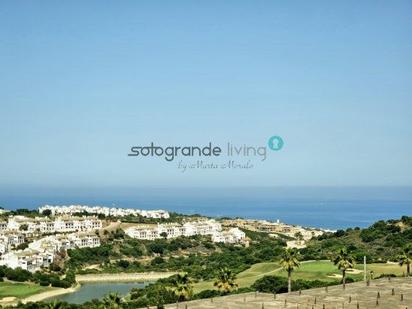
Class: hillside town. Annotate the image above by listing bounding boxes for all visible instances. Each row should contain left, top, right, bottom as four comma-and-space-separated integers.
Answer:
124, 220, 247, 244
0, 205, 326, 273
222, 218, 329, 248
0, 213, 103, 272
39, 204, 170, 219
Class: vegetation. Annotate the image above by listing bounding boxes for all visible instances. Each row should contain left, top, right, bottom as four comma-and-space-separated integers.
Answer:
252, 275, 338, 293
333, 248, 355, 289
72, 230, 286, 282
213, 267, 238, 294
302, 216, 412, 262
0, 282, 51, 299
102, 292, 123, 309
0, 266, 76, 288
397, 245, 411, 276
170, 272, 193, 301
280, 248, 300, 293
2, 216, 411, 309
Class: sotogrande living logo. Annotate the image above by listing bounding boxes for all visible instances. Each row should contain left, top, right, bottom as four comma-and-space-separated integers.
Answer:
128, 136, 284, 171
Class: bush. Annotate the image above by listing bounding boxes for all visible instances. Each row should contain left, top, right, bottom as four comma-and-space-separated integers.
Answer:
252, 276, 288, 293
151, 257, 165, 266
375, 273, 397, 279
130, 283, 177, 307
51, 279, 71, 288
293, 279, 332, 290
117, 260, 130, 269
194, 289, 222, 299
5, 267, 32, 282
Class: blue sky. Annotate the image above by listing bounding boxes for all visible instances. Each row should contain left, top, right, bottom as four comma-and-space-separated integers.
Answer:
0, 1, 411, 188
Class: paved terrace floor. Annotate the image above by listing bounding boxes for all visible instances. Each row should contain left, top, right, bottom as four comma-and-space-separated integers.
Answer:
163, 277, 412, 309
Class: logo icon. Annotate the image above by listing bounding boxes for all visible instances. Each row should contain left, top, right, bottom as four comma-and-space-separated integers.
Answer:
268, 136, 284, 151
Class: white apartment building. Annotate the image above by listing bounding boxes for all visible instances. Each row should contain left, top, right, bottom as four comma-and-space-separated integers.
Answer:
0, 233, 101, 272
29, 233, 101, 253
0, 233, 26, 254
7, 216, 33, 231
39, 205, 170, 219
125, 220, 222, 240
0, 221, 8, 231
125, 224, 160, 240
5, 216, 102, 234
0, 249, 54, 272
212, 228, 246, 244
68, 233, 100, 249
52, 216, 102, 233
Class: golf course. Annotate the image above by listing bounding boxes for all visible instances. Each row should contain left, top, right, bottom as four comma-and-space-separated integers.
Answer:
193, 260, 408, 293
0, 282, 52, 300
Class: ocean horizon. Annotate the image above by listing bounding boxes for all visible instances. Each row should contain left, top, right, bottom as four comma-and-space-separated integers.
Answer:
1, 186, 411, 230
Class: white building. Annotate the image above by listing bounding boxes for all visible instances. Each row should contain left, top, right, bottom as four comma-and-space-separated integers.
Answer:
0, 233, 26, 254
212, 228, 246, 244
0, 221, 8, 231
4, 215, 102, 234
39, 205, 170, 219
0, 232, 101, 272
52, 216, 102, 233
125, 220, 222, 240
0, 249, 54, 272
7, 216, 33, 231
125, 224, 160, 240
29, 233, 100, 253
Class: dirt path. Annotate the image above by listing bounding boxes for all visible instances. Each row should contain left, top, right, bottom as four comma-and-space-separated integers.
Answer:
76, 271, 175, 283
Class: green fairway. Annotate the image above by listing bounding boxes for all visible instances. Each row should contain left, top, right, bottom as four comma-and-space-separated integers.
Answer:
193, 260, 408, 293
194, 262, 280, 292
276, 260, 341, 281
355, 262, 407, 277
0, 282, 51, 299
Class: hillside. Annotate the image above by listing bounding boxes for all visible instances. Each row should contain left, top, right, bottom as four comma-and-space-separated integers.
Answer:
301, 216, 412, 262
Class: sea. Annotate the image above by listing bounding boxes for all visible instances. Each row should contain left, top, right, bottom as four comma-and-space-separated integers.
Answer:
1, 186, 411, 230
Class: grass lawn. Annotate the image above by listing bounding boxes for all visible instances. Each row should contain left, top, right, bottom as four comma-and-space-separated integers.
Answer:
275, 261, 344, 281
193, 262, 279, 292
0, 282, 51, 299
355, 262, 407, 277
193, 261, 408, 293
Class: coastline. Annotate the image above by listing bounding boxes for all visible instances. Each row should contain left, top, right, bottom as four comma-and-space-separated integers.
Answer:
76, 271, 176, 283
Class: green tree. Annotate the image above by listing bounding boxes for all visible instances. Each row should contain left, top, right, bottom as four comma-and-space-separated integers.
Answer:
294, 232, 303, 241
102, 292, 123, 309
280, 248, 300, 293
42, 209, 52, 217
47, 300, 65, 309
213, 267, 238, 294
19, 224, 28, 231
170, 272, 193, 301
333, 248, 355, 289
398, 246, 412, 277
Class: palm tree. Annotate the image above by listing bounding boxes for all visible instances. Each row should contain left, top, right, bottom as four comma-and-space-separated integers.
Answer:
280, 248, 300, 293
213, 267, 238, 294
47, 300, 65, 309
398, 247, 412, 277
102, 292, 123, 309
333, 248, 355, 289
170, 272, 193, 301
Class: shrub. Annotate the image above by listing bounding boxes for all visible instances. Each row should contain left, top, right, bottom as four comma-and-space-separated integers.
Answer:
194, 289, 222, 299
252, 276, 288, 293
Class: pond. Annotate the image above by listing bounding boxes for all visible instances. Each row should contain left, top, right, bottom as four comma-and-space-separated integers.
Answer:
50, 282, 149, 304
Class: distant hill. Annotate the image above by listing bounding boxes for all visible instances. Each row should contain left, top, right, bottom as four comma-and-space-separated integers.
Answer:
301, 216, 412, 262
